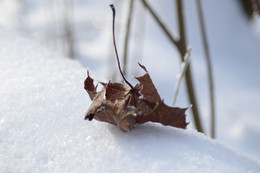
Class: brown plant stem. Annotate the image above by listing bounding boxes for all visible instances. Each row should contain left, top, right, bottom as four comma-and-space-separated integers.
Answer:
195, 0, 215, 138
122, 0, 135, 76
141, 0, 204, 132
141, 0, 181, 50
110, 4, 134, 90
176, 0, 203, 133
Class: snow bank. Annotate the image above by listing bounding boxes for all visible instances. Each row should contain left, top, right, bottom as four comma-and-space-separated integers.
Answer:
0, 30, 259, 173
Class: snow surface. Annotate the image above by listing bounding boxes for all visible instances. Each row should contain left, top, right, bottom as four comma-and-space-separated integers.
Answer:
1, 30, 260, 173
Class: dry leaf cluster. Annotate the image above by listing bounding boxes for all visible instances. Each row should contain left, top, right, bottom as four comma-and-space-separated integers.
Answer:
84, 63, 188, 131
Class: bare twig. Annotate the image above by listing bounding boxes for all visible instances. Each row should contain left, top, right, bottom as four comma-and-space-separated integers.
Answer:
176, 0, 186, 56
195, 0, 215, 138
173, 48, 191, 106
122, 0, 135, 76
141, 0, 203, 132
140, 0, 181, 50
110, 4, 134, 90
176, 0, 203, 132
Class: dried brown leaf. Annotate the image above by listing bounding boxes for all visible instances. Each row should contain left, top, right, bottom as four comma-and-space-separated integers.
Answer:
105, 82, 131, 100
84, 70, 97, 101
85, 83, 136, 131
136, 101, 188, 129
84, 64, 188, 131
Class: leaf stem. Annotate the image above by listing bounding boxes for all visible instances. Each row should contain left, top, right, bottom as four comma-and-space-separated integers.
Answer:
110, 4, 134, 90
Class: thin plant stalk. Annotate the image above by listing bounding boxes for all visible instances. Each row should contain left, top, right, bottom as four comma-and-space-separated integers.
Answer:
122, 0, 135, 76
141, 0, 204, 133
195, 0, 215, 138
175, 0, 203, 133
110, 5, 134, 90
173, 48, 191, 106
62, 0, 75, 58
65, 0, 74, 58
132, 1, 146, 75
141, 0, 181, 50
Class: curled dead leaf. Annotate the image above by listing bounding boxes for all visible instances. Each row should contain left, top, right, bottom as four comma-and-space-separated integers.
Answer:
84, 64, 188, 131
84, 70, 97, 101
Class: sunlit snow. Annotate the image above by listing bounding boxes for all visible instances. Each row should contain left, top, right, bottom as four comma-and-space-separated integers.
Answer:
0, 29, 259, 173
1, 0, 260, 172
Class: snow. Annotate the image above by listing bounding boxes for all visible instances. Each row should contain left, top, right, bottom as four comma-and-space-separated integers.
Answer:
1, 0, 260, 172
1, 30, 260, 173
